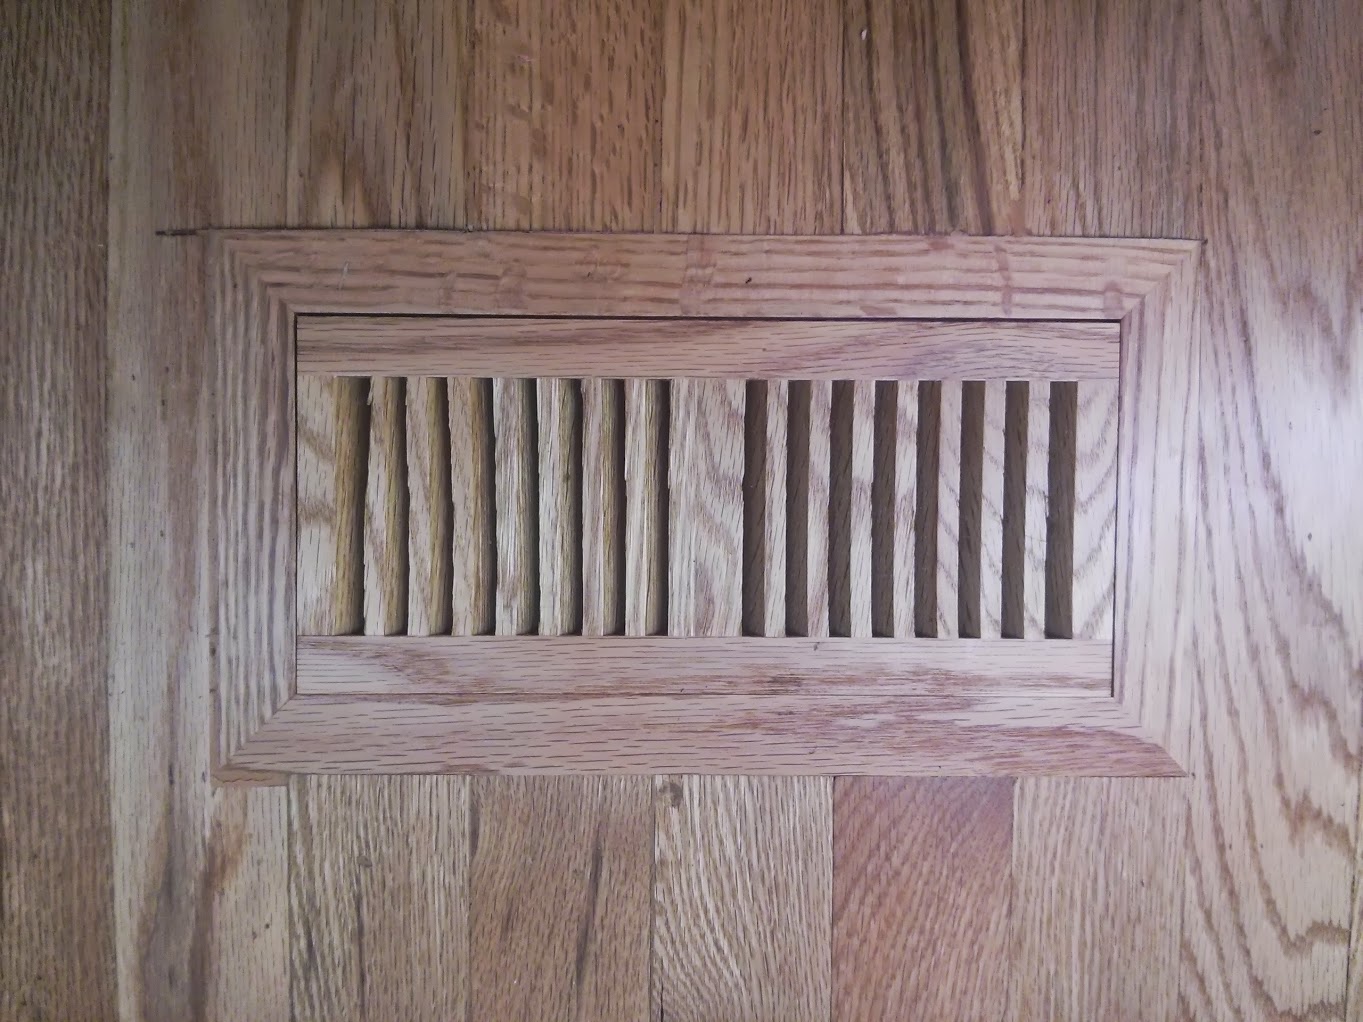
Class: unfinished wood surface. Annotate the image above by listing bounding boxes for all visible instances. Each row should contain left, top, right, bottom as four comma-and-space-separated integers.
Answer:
493, 378, 537, 635
229, 689, 1176, 776
363, 377, 407, 634
653, 777, 833, 1021
469, 777, 652, 1019
214, 230, 1195, 320
668, 379, 745, 637
289, 775, 467, 1021
661, 0, 840, 233
624, 379, 666, 635
298, 317, 1121, 378
1021, 382, 1050, 639
405, 377, 452, 635
871, 380, 918, 637
537, 378, 581, 635
843, 0, 1021, 234
744, 380, 788, 636
834, 778, 1013, 1020
448, 377, 495, 635
109, 4, 292, 1019
2, 4, 115, 1016
297, 376, 366, 634
788, 380, 832, 637
979, 381, 1008, 637
936, 381, 964, 637
1179, 0, 1363, 1015
1071, 381, 1118, 641
582, 378, 624, 636
297, 636, 1112, 696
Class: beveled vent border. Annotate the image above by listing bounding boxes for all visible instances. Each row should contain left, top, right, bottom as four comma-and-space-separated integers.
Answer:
210, 231, 1199, 776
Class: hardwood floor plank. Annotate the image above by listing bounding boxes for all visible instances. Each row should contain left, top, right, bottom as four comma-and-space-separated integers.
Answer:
109, 2, 291, 1018
834, 778, 1013, 1021
286, 0, 466, 227
653, 777, 833, 1021
1179, 0, 1363, 1016
289, 776, 468, 1022
469, 777, 652, 1020
1, 5, 115, 1017
662, 0, 842, 232
843, 0, 1021, 233
668, 379, 745, 637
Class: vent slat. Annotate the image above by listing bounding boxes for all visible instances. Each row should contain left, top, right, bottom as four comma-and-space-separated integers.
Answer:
1022, 381, 1052, 638
449, 378, 494, 636
1073, 381, 1119, 641
936, 381, 965, 638
624, 379, 667, 636
536, 379, 582, 636
582, 379, 624, 636
979, 381, 1008, 637
406, 377, 452, 636
494, 378, 537, 636
743, 381, 788, 637
787, 381, 832, 637
363, 377, 407, 636
871, 380, 918, 638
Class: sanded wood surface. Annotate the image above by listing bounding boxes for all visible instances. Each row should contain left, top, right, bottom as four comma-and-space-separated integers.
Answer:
298, 316, 1121, 378
469, 777, 652, 1020
653, 777, 833, 1021
289, 776, 467, 1021
834, 778, 1013, 1020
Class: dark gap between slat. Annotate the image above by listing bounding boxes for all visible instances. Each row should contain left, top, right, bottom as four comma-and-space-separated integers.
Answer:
828, 380, 854, 637
1046, 381, 1078, 639
785, 380, 812, 637
743, 380, 768, 636
914, 381, 939, 637
958, 382, 986, 638
870, 380, 897, 637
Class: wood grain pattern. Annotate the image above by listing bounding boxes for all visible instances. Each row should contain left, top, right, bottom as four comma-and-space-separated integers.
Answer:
1180, 0, 1362, 1015
980, 380, 1008, 637
297, 636, 1112, 697
537, 378, 581, 635
668, 379, 745, 637
1071, 381, 1118, 641
744, 380, 788, 636
449, 377, 495, 635
661, 0, 841, 233
624, 379, 666, 635
469, 777, 652, 1020
289, 775, 467, 1021
834, 778, 1013, 1020
653, 777, 833, 1021
363, 377, 407, 635
1, 4, 115, 1017
1021, 382, 1050, 639
936, 381, 965, 637
871, 380, 918, 637
110, 2, 291, 1017
406, 377, 452, 636
789, 380, 833, 637
297, 375, 366, 634
493, 378, 537, 635
843, 0, 1022, 234
832, 380, 875, 638
582, 378, 624, 636
299, 316, 1121, 378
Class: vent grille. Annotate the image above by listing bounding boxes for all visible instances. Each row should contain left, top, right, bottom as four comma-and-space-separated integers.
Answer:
297, 374, 1116, 642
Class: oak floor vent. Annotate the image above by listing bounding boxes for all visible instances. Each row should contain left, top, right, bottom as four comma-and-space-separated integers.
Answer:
212, 232, 1199, 777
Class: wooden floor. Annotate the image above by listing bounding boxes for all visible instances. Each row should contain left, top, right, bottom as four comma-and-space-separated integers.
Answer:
3, 1, 1361, 1019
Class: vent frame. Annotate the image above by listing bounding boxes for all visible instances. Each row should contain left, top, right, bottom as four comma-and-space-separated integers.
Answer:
211, 231, 1200, 777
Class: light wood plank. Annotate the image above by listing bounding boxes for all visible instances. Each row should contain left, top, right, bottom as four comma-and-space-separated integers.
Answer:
466, 0, 534, 228
661, 0, 841, 233
298, 317, 1122, 378
5, 4, 116, 1014
744, 381, 788, 636
582, 378, 624, 636
406, 377, 452, 636
980, 381, 1008, 637
834, 778, 1013, 1020
232, 690, 1176, 776
624, 379, 666, 635
297, 375, 366, 635
537, 378, 581, 635
1021, 381, 1050, 639
288, 776, 467, 1022
285, 0, 466, 228
111, 3, 291, 1017
843, 0, 1022, 234
653, 777, 833, 1021
297, 636, 1112, 696
668, 379, 745, 636
493, 378, 537, 635
363, 377, 407, 635
1072, 381, 1118, 640
469, 777, 651, 1019
937, 381, 964, 637
449, 377, 495, 635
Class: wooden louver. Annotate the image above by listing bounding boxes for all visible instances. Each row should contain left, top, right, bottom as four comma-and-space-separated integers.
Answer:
213, 231, 1200, 776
